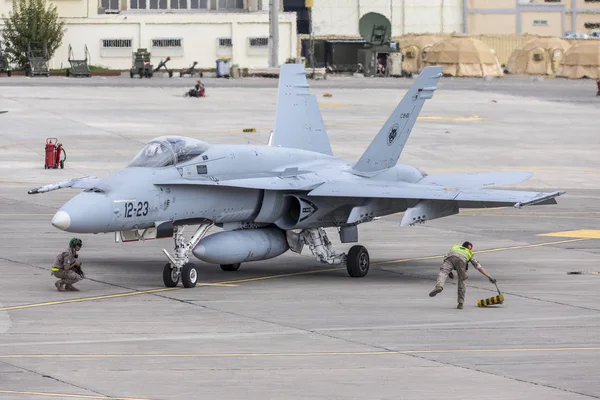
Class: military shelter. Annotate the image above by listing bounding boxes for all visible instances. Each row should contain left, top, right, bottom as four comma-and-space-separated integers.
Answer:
507, 37, 571, 76
398, 34, 444, 74
556, 41, 600, 79
422, 36, 503, 77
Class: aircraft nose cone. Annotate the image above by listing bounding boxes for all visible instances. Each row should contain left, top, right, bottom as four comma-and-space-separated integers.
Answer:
52, 211, 71, 231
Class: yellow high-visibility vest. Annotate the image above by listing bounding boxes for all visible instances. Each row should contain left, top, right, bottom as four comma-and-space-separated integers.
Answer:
305, 0, 313, 8
450, 245, 473, 261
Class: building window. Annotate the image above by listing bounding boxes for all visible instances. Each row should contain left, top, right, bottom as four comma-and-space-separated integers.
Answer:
584, 22, 600, 29
533, 20, 548, 26
218, 0, 243, 9
148, 0, 168, 9
101, 0, 120, 10
219, 38, 233, 47
152, 38, 182, 47
170, 0, 188, 8
249, 37, 269, 47
190, 0, 209, 8
102, 39, 133, 48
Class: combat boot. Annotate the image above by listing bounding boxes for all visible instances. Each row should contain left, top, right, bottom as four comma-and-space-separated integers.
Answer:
429, 286, 443, 297
55, 281, 65, 292
65, 284, 79, 292
457, 303, 463, 309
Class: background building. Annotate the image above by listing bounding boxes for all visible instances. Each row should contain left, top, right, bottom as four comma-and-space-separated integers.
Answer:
0, 0, 297, 70
466, 0, 600, 37
288, 0, 600, 38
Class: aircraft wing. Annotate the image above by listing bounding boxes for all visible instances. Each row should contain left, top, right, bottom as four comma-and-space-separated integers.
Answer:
154, 170, 325, 191
308, 181, 564, 208
27, 176, 103, 194
417, 171, 533, 189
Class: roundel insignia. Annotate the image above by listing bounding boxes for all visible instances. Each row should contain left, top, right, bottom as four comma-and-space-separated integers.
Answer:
387, 123, 399, 146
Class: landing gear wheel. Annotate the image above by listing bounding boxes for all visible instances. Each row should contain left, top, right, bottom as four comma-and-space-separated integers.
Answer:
220, 263, 240, 272
181, 263, 198, 288
163, 263, 179, 287
346, 245, 370, 278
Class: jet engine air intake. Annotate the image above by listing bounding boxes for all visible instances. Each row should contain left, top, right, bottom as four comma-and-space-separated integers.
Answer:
254, 191, 320, 230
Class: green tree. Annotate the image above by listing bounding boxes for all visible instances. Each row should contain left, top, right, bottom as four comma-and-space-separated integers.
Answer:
1, 0, 65, 69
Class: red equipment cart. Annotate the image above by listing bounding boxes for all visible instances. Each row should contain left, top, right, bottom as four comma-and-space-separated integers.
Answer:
45, 138, 66, 169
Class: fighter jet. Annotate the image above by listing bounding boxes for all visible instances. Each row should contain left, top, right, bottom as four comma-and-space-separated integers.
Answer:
28, 65, 565, 288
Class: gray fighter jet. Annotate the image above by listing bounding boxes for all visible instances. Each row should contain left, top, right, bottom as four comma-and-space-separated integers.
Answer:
28, 65, 565, 288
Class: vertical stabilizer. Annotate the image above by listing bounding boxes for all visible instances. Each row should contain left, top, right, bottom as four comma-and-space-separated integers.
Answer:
352, 66, 442, 175
270, 64, 333, 155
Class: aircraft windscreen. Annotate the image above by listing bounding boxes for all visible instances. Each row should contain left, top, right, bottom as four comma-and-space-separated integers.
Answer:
127, 136, 210, 168
168, 137, 211, 164
128, 142, 175, 168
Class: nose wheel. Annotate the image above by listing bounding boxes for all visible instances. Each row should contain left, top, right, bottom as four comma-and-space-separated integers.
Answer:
163, 263, 179, 287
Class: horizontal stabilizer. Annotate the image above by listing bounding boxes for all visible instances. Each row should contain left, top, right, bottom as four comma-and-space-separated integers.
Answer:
418, 171, 533, 189
28, 176, 103, 194
308, 181, 565, 208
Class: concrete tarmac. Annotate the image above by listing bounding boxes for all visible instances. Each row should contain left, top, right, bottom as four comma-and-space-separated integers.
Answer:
1, 74, 599, 400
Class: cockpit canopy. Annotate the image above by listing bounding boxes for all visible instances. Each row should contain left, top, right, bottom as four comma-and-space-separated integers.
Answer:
127, 136, 210, 168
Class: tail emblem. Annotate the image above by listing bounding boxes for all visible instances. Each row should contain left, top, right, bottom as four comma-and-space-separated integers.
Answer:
388, 124, 399, 146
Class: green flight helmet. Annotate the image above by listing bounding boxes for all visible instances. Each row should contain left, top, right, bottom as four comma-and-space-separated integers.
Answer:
69, 237, 83, 248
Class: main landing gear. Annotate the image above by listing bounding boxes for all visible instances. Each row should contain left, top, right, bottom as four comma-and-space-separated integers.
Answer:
297, 228, 370, 278
162, 221, 213, 288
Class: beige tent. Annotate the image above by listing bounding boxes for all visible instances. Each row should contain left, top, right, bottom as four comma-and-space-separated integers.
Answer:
399, 35, 445, 73
422, 36, 503, 77
507, 37, 571, 76
556, 41, 600, 79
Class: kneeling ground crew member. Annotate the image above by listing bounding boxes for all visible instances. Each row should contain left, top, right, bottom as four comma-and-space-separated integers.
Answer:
52, 238, 84, 292
428, 241, 496, 309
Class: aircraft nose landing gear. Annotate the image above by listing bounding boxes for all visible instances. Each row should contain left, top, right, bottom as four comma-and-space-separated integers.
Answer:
162, 221, 213, 288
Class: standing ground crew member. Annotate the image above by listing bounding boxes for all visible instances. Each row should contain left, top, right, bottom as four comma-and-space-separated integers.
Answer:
428, 242, 496, 309
52, 238, 84, 292
596, 79, 600, 96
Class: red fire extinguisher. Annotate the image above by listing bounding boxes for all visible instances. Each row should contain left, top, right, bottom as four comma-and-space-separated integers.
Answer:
45, 138, 66, 169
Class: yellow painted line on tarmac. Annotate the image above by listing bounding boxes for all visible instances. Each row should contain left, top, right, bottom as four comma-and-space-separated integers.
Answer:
1, 240, 590, 312
458, 213, 600, 221
539, 229, 600, 239
0, 390, 150, 400
1, 346, 599, 360
0, 288, 177, 312
0, 269, 339, 312
211, 267, 343, 285
376, 238, 592, 266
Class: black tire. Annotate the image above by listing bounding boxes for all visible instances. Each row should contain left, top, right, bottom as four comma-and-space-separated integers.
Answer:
181, 263, 198, 288
346, 245, 370, 278
163, 263, 179, 287
7, 70, 12, 77
130, 70, 134, 78
220, 263, 240, 272
66, 70, 70, 77
168, 71, 173, 78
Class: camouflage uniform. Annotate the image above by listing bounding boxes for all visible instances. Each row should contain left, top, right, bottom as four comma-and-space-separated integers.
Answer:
52, 247, 82, 291
433, 247, 483, 306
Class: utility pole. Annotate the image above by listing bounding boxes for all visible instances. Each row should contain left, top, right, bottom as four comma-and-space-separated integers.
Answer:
269, 0, 279, 68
